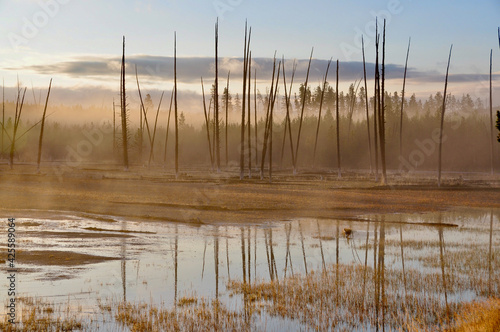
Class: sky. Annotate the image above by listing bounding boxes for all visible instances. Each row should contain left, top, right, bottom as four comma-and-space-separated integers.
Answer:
0, 0, 499, 109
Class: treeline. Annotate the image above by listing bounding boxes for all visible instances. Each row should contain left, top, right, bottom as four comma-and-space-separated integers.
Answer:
1, 90, 498, 173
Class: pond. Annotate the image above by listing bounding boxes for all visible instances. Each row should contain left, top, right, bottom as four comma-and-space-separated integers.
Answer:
1, 208, 499, 331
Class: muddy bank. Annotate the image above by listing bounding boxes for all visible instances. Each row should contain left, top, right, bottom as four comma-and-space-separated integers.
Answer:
1, 165, 499, 224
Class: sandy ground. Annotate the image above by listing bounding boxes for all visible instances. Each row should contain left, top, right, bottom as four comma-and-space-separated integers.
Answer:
1, 164, 499, 224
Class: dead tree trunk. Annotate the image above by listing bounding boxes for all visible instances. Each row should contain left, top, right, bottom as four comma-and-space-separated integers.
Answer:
163, 89, 174, 167
148, 92, 164, 166
214, 19, 221, 172
37, 78, 52, 172
201, 77, 214, 169
280, 60, 296, 170
225, 71, 230, 167
120, 36, 129, 170
400, 37, 411, 160
362, 36, 373, 174
312, 58, 332, 168
335, 60, 341, 178
10, 85, 27, 169
240, 22, 251, 180
174, 32, 179, 178
294, 48, 313, 174
437, 45, 453, 187
1, 81, 4, 157
247, 52, 252, 178
489, 49, 494, 174
379, 19, 387, 185
254, 69, 258, 168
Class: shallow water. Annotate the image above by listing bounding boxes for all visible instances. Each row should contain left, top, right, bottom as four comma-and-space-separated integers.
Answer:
1, 208, 499, 330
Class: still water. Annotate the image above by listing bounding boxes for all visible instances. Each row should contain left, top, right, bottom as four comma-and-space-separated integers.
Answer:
1, 208, 498, 330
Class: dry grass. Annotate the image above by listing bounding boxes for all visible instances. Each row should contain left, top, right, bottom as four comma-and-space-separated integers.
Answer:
0, 297, 86, 332
113, 299, 252, 332
446, 298, 500, 332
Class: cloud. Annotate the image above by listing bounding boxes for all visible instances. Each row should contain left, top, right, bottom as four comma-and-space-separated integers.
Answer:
16, 54, 483, 85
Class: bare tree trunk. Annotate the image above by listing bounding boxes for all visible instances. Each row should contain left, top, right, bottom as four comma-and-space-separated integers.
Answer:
438, 45, 453, 187
148, 92, 164, 166
400, 38, 411, 160
260, 56, 277, 179
379, 19, 387, 185
373, 23, 380, 182
214, 19, 221, 172
490, 49, 494, 174
254, 69, 258, 168
247, 52, 252, 178
120, 36, 129, 170
174, 32, 179, 178
336, 60, 341, 178
1, 81, 4, 157
225, 71, 230, 167
201, 77, 214, 169
294, 48, 313, 174
280, 59, 296, 169
268, 62, 281, 183
240, 22, 251, 180
312, 58, 332, 168
362, 36, 373, 174
112, 99, 116, 156
347, 79, 361, 137
136, 66, 152, 159
37, 78, 52, 172
10, 85, 27, 169
488, 211, 493, 295
163, 89, 174, 167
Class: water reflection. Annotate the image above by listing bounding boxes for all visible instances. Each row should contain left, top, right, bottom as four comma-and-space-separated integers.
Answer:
1, 208, 498, 330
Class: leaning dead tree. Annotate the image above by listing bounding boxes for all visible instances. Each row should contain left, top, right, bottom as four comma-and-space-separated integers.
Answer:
280, 58, 296, 168
37, 78, 53, 172
260, 57, 277, 179
361, 36, 373, 173
10, 83, 27, 169
269, 61, 281, 183
148, 91, 164, 167
312, 58, 332, 167
293, 48, 313, 174
120, 36, 129, 170
437, 45, 453, 187
201, 77, 214, 169
163, 89, 174, 167
135, 65, 153, 162
399, 37, 411, 159
260, 57, 280, 182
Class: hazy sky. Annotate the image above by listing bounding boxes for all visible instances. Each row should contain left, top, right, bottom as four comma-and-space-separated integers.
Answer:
0, 0, 499, 106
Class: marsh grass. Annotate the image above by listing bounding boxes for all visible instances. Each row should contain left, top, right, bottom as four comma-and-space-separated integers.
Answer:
112, 299, 251, 332
0, 297, 86, 331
